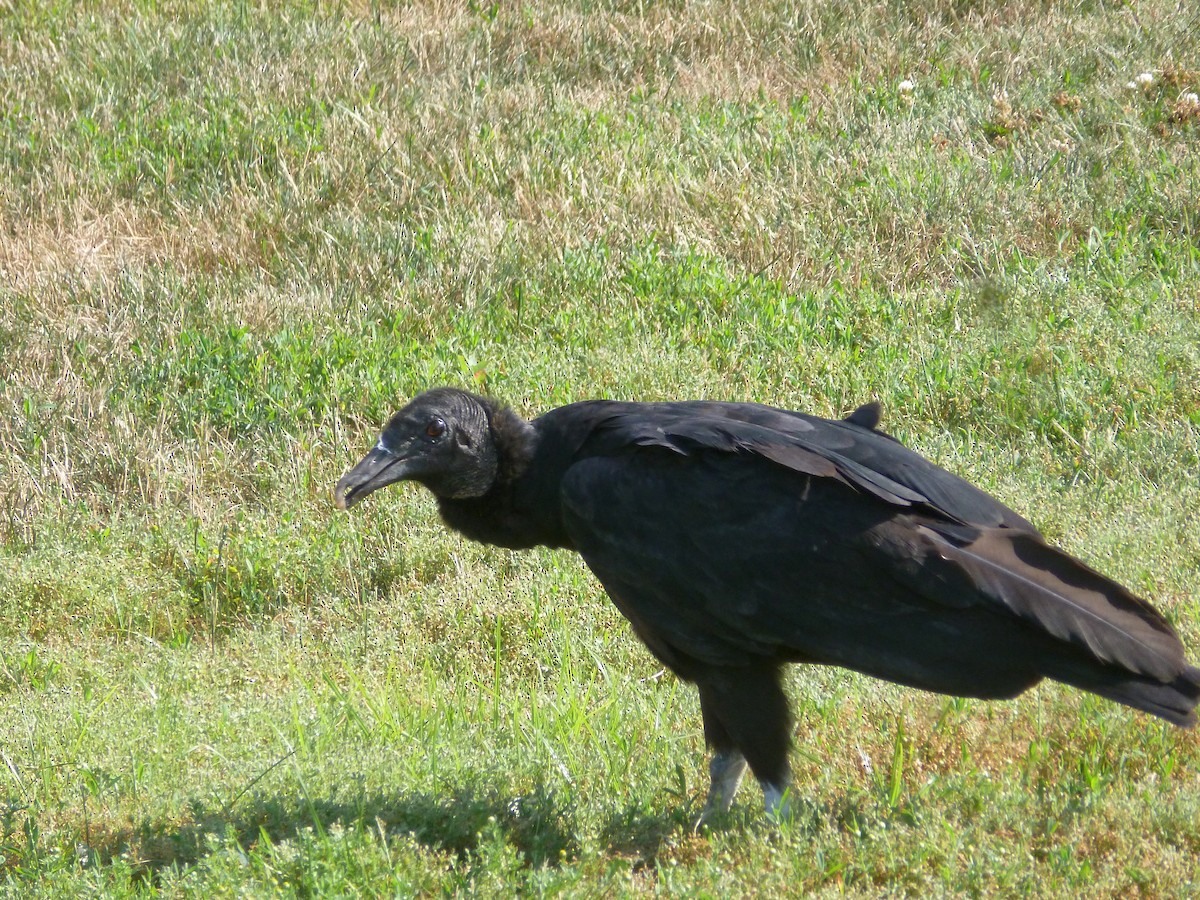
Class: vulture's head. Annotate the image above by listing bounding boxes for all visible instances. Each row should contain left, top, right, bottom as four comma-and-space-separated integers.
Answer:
334, 388, 500, 509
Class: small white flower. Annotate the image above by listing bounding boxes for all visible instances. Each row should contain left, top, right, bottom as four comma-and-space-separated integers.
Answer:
1181, 92, 1200, 107
1125, 81, 1138, 90
1136, 71, 1154, 87
897, 79, 915, 94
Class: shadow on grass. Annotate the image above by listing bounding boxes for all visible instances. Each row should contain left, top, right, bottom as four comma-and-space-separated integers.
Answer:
6, 782, 775, 885
598, 803, 684, 873
67, 780, 580, 883
596, 789, 884, 874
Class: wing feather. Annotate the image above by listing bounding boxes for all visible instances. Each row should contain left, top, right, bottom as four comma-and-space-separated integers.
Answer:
908, 522, 1185, 680
599, 404, 1036, 531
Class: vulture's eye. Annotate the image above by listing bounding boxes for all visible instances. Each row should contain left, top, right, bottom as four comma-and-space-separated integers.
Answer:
425, 417, 447, 439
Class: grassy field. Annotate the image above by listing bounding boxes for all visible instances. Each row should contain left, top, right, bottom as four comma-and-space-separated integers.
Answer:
2, 0, 1199, 895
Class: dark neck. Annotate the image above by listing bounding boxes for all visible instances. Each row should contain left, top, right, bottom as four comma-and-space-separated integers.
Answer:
485, 402, 537, 486
437, 489, 567, 550
436, 403, 573, 550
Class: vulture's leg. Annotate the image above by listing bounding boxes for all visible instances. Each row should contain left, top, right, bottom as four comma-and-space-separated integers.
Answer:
695, 686, 748, 826
695, 664, 793, 822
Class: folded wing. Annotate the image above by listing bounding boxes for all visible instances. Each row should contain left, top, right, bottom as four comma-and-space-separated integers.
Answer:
562, 409, 1199, 725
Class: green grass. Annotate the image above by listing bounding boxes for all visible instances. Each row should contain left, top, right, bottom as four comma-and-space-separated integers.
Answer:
2, 0, 1199, 895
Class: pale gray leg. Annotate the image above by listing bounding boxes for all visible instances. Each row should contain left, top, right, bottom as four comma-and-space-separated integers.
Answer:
706, 751, 749, 813
694, 750, 748, 828
761, 780, 794, 823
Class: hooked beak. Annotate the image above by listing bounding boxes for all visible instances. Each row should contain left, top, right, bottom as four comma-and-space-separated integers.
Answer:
334, 445, 412, 510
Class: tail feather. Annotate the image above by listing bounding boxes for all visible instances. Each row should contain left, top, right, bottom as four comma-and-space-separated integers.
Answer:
1042, 661, 1200, 727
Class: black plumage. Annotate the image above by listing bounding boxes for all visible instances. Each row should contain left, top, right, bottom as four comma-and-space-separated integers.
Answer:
335, 388, 1199, 819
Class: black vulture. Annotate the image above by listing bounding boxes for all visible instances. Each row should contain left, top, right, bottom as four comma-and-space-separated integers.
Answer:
334, 388, 1199, 821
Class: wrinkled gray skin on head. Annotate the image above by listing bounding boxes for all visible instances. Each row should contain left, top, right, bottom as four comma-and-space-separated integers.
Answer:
334, 388, 499, 509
